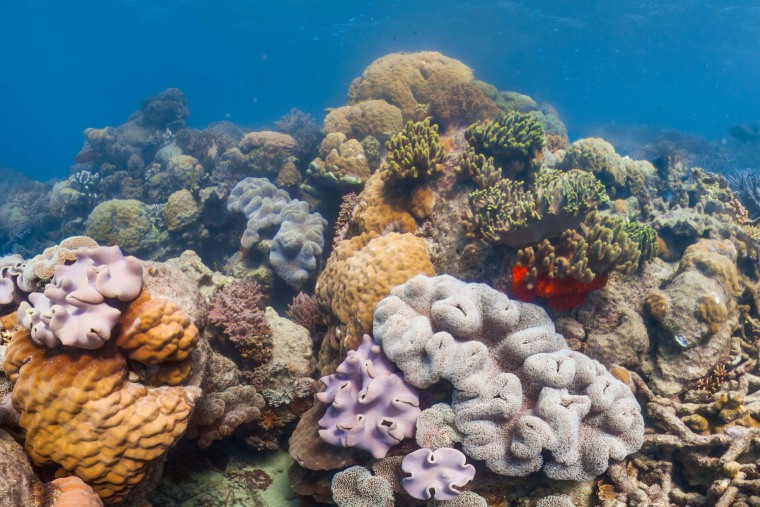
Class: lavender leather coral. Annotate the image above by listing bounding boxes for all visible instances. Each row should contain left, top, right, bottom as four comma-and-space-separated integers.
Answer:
317, 333, 420, 459
401, 448, 475, 501
373, 274, 644, 481
0, 254, 24, 306
17, 245, 143, 349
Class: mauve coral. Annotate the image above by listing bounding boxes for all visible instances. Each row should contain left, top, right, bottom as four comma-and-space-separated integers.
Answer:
208, 279, 273, 365
317, 334, 420, 459
401, 448, 476, 501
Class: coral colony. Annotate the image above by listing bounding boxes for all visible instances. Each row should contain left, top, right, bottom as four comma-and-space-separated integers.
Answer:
2, 51, 760, 507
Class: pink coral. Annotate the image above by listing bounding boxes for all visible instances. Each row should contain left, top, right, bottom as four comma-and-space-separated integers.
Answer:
401, 448, 476, 501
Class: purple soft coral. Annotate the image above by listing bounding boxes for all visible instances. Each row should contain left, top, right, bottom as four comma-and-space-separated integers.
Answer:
317, 334, 420, 459
0, 255, 24, 306
17, 245, 143, 349
401, 448, 476, 501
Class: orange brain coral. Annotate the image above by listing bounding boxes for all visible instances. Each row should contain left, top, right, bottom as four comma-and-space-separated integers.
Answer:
4, 330, 199, 503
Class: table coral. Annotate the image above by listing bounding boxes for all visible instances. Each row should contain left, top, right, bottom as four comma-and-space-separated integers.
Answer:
401, 448, 476, 501
373, 274, 644, 481
347, 51, 474, 119
317, 334, 420, 458
314, 232, 435, 374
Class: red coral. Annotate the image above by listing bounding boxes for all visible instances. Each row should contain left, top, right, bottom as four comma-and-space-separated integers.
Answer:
209, 279, 273, 364
511, 265, 608, 311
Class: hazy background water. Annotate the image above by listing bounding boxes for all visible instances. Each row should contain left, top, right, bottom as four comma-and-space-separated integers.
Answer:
1, 0, 758, 180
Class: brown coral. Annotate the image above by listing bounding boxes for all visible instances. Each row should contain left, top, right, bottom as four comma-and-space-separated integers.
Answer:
323, 100, 404, 142
428, 82, 500, 129
350, 169, 417, 236
315, 232, 435, 374
189, 385, 265, 448
697, 295, 729, 335
4, 329, 198, 503
645, 291, 670, 322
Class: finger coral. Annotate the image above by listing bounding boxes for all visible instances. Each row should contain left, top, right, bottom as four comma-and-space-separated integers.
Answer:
4, 329, 199, 503
373, 274, 644, 481
465, 112, 546, 177
17, 245, 143, 349
317, 334, 420, 458
385, 119, 445, 183
401, 448, 475, 501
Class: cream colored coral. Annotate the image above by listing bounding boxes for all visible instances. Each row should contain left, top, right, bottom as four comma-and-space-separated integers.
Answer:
18, 236, 99, 292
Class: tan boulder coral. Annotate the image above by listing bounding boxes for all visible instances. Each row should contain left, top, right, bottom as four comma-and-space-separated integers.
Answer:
315, 232, 435, 375
223, 130, 298, 178
4, 329, 199, 503
305, 133, 372, 192
347, 51, 474, 119
85, 199, 163, 256
323, 99, 404, 142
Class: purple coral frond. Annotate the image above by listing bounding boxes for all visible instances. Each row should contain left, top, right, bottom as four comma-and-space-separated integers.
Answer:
401, 447, 476, 501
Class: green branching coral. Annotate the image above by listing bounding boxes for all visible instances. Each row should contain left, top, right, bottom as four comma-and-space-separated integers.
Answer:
623, 220, 658, 264
517, 211, 646, 285
457, 146, 501, 188
464, 112, 546, 177
468, 168, 608, 247
385, 119, 445, 182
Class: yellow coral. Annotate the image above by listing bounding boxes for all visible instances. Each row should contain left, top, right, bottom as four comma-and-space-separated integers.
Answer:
4, 330, 198, 503
323, 99, 404, 141
697, 294, 729, 335
679, 240, 740, 297
351, 170, 417, 235
645, 291, 670, 322
315, 232, 435, 374
347, 51, 474, 119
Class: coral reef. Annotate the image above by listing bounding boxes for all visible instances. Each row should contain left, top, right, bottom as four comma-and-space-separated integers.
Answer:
317, 334, 420, 458
385, 119, 446, 183
374, 274, 644, 480
323, 100, 404, 142
208, 278, 273, 365
401, 447, 476, 501
464, 112, 546, 176
428, 82, 501, 130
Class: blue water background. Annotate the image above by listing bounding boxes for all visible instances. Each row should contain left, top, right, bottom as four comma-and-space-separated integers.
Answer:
1, 0, 758, 181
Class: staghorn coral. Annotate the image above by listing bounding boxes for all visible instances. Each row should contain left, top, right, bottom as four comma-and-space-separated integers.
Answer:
4, 329, 199, 503
401, 448, 476, 501
317, 334, 420, 458
465, 112, 546, 177
468, 167, 608, 247
347, 51, 474, 119
17, 245, 143, 349
208, 278, 273, 365
315, 232, 435, 374
385, 119, 446, 183
323, 100, 404, 142
332, 466, 394, 507
270, 201, 327, 288
373, 274, 644, 481
428, 82, 501, 130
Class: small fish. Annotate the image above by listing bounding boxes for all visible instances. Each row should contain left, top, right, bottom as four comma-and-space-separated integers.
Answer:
73, 150, 102, 164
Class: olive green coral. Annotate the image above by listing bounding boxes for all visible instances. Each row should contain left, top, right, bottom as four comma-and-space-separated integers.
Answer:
517, 211, 650, 285
464, 112, 546, 176
385, 119, 445, 183
468, 168, 608, 247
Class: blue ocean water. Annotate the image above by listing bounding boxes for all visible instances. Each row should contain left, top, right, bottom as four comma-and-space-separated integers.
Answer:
1, 0, 759, 181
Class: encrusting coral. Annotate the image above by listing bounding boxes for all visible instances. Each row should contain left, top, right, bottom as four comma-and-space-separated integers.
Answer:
373, 274, 644, 481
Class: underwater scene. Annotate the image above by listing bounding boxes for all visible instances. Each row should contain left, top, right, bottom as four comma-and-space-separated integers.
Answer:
2, 1, 760, 506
